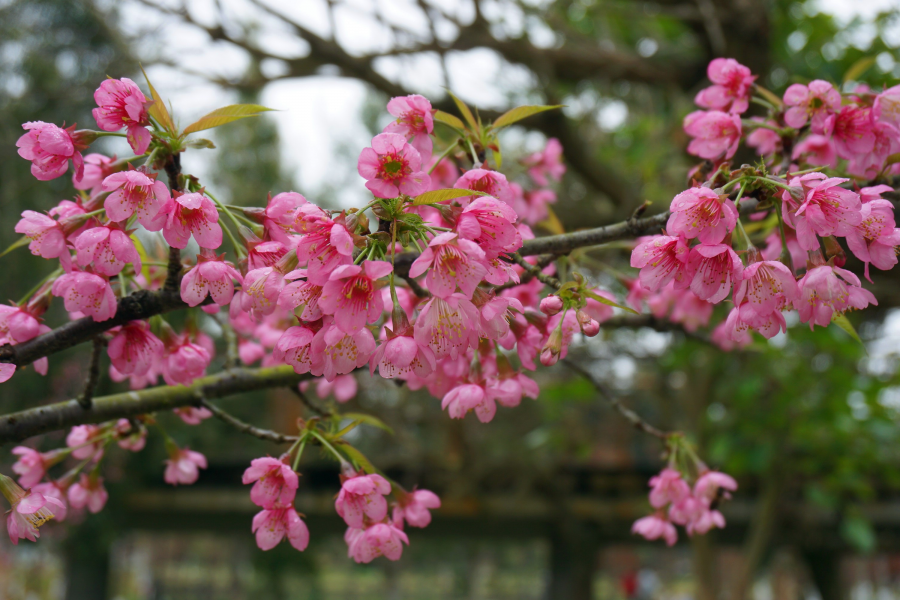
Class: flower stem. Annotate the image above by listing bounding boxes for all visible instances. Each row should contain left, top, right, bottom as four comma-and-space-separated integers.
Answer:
309, 429, 350, 468
205, 191, 246, 259
428, 140, 459, 175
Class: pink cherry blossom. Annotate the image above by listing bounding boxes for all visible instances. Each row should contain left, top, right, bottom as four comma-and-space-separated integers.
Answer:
345, 523, 409, 563
648, 468, 690, 509
5, 487, 65, 544
273, 326, 316, 374
667, 187, 738, 244
685, 244, 743, 303
414, 294, 481, 360
791, 134, 837, 169
92, 77, 152, 154
453, 168, 513, 205
173, 407, 213, 425
522, 138, 566, 186
683, 110, 741, 160
832, 106, 876, 160
783, 80, 841, 133
242, 456, 299, 509
409, 233, 487, 299
30, 482, 68, 523
394, 489, 441, 528
11, 447, 58, 488
782, 173, 862, 251
67, 474, 108, 513
861, 185, 894, 204
0, 305, 43, 346
102, 170, 170, 228
278, 276, 324, 321
687, 505, 727, 535
66, 425, 104, 460
114, 419, 147, 452
733, 260, 800, 315
335, 473, 392, 528
263, 191, 306, 243
694, 58, 755, 114
252, 506, 310, 551
512, 186, 557, 225
631, 514, 677, 546
477, 295, 524, 340
16, 121, 85, 181
358, 132, 430, 198
725, 301, 787, 340
371, 332, 436, 379
181, 251, 242, 307
107, 321, 163, 376
153, 192, 223, 250
318, 261, 392, 333
161, 337, 212, 386
874, 84, 900, 129
442, 382, 498, 423
310, 322, 377, 382
314, 374, 358, 402
670, 289, 714, 332
694, 471, 738, 505
746, 119, 782, 156
797, 264, 876, 329
164, 448, 207, 486
456, 196, 520, 256
242, 266, 288, 317
383, 94, 434, 158
668, 495, 703, 527
848, 122, 899, 179
630, 235, 690, 292
51, 271, 117, 322
15, 211, 67, 259
74, 153, 115, 195
294, 207, 355, 285
845, 199, 900, 281
74, 225, 141, 276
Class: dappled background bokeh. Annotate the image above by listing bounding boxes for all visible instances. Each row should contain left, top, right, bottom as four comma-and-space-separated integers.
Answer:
3, 0, 900, 599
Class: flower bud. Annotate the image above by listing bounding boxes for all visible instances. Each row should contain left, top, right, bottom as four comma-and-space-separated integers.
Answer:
581, 318, 600, 337
575, 309, 591, 326
540, 295, 563, 316
539, 328, 563, 366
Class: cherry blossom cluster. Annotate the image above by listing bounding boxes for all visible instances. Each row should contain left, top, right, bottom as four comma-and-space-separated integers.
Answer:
631, 58, 899, 350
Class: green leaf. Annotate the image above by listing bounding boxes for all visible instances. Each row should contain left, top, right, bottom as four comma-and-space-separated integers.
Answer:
185, 138, 216, 149
493, 145, 502, 169
140, 65, 176, 134
490, 104, 564, 131
336, 442, 377, 474
0, 236, 30, 258
832, 313, 865, 348
447, 90, 479, 133
182, 104, 275, 135
339, 412, 394, 435
412, 188, 486, 206
434, 110, 467, 132
884, 152, 900, 167
844, 56, 876, 83
583, 289, 639, 314
840, 514, 876, 553
754, 84, 783, 107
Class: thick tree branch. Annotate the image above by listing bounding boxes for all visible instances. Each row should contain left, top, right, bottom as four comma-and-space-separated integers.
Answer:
0, 365, 307, 444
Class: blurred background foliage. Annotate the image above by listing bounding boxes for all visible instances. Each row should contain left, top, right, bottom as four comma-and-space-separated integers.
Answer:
2, 0, 900, 599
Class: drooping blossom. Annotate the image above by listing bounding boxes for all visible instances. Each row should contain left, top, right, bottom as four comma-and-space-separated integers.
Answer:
791, 134, 837, 168
724, 301, 787, 341
335, 473, 392, 528
0, 305, 43, 347
67, 473, 108, 513
358, 132, 430, 198
102, 170, 170, 228
74, 153, 115, 195
630, 235, 690, 292
685, 244, 742, 303
746, 119, 782, 156
318, 261, 392, 333
30, 482, 68, 523
782, 173, 862, 251
848, 122, 899, 179
74, 225, 141, 276
107, 321, 163, 377
783, 80, 842, 133
151, 192, 223, 250
409, 233, 487, 299
16, 121, 85, 181
371, 332, 436, 379
512, 186, 557, 225
263, 191, 307, 243
1, 475, 65, 545
310, 321, 377, 382
114, 419, 147, 452
383, 95, 434, 158
345, 523, 409, 563
313, 374, 358, 402
243, 456, 299, 509
273, 326, 316, 374
797, 264, 877, 329
648, 468, 690, 509
453, 168, 514, 205
683, 110, 742, 160
667, 187, 738, 244
442, 382, 500, 423
414, 294, 480, 359
11, 447, 59, 489
874, 84, 900, 129
669, 289, 714, 332
51, 270, 117, 322
832, 106, 876, 160
173, 407, 213, 425
92, 77, 152, 154
66, 425, 104, 460
164, 447, 208, 486
456, 196, 520, 256
686, 505, 727, 535
294, 206, 355, 285
733, 259, 800, 315
252, 506, 310, 551
845, 199, 900, 281
477, 295, 524, 340
522, 138, 566, 186
161, 336, 212, 386
632, 514, 677, 546
694, 58, 755, 114
393, 489, 441, 528
15, 211, 68, 259
180, 251, 242, 307
242, 266, 290, 317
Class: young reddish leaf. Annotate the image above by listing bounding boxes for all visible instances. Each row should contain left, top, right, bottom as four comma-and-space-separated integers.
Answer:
490, 105, 564, 131
434, 110, 467, 132
182, 104, 275, 135
447, 90, 479, 133
140, 65, 176, 134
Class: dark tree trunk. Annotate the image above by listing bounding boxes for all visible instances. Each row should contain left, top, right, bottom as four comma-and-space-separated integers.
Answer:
64, 520, 111, 600
801, 548, 843, 600
545, 515, 597, 600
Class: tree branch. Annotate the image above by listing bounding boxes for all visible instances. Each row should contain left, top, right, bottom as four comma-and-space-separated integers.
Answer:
77, 337, 106, 409
200, 397, 299, 444
0, 365, 307, 444
289, 386, 332, 418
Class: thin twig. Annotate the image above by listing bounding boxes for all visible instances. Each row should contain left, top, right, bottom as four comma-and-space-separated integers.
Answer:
563, 359, 669, 440
507, 253, 562, 289
77, 337, 106, 409
163, 153, 183, 292
199, 398, 299, 444
290, 386, 332, 418
495, 254, 556, 291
